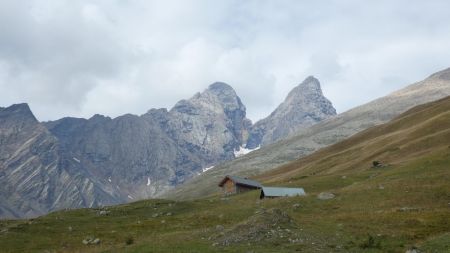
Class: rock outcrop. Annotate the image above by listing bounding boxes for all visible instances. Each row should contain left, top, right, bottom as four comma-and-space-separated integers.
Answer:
0, 104, 117, 218
167, 82, 251, 163
246, 76, 336, 148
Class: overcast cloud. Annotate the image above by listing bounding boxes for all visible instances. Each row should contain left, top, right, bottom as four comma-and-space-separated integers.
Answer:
1, 0, 450, 122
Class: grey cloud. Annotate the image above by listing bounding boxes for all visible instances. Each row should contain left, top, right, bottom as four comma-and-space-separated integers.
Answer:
0, 0, 450, 121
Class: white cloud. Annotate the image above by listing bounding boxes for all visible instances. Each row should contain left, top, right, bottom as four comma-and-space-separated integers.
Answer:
0, 0, 449, 121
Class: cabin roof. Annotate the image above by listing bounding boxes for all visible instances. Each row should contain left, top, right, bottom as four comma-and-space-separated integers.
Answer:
218, 175, 262, 188
260, 186, 306, 198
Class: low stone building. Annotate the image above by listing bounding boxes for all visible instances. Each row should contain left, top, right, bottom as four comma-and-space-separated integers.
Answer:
218, 175, 262, 195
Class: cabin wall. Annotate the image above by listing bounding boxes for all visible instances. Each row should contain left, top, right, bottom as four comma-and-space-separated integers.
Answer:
222, 179, 236, 194
236, 185, 256, 194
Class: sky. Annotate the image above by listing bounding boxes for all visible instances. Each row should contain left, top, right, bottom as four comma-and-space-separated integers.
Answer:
1, 0, 450, 122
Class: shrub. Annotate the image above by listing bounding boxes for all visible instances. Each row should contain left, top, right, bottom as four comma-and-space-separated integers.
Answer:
359, 234, 381, 249
125, 236, 134, 245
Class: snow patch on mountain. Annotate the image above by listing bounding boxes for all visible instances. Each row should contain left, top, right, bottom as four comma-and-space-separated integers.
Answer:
202, 166, 214, 173
234, 146, 260, 158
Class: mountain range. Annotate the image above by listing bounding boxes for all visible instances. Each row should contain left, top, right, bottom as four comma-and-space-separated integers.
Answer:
165, 67, 450, 200
0, 77, 335, 218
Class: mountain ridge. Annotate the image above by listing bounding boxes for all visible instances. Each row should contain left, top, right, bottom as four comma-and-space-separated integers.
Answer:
0, 78, 335, 218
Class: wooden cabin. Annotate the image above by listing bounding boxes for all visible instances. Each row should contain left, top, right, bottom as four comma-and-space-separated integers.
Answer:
218, 175, 262, 195
260, 186, 306, 199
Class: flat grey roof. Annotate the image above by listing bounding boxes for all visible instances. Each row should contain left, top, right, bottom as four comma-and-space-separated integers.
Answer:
260, 186, 306, 198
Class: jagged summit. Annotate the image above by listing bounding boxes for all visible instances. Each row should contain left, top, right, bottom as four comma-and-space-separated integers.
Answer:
288, 76, 322, 97
0, 103, 37, 123
205, 82, 244, 110
208, 82, 235, 92
169, 81, 250, 161
88, 114, 112, 123
246, 76, 336, 148
284, 76, 335, 113
3, 103, 32, 114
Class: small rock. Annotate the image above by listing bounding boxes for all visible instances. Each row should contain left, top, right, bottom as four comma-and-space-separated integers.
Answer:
341, 175, 347, 179
161, 220, 166, 224
152, 213, 159, 218
98, 210, 110, 216
398, 207, 420, 212
292, 203, 301, 208
68, 226, 73, 232
406, 247, 420, 253
166, 212, 172, 216
372, 160, 386, 168
378, 185, 385, 190
317, 192, 335, 200
82, 236, 100, 245
215, 225, 224, 231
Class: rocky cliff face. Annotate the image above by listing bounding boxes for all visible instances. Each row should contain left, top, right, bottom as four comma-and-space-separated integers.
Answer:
167, 82, 251, 162
246, 76, 336, 148
0, 104, 118, 218
0, 82, 254, 218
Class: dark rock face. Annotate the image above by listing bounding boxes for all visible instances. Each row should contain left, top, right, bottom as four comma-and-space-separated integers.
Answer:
246, 76, 336, 148
0, 105, 117, 218
0, 83, 252, 218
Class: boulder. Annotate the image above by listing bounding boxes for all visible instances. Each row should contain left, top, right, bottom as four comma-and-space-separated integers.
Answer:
317, 192, 335, 200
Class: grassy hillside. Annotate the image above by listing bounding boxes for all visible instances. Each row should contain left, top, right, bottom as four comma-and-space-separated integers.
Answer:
259, 95, 450, 182
0, 97, 449, 252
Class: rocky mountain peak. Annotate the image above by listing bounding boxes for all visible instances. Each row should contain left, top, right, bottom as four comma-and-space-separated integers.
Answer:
88, 114, 111, 123
167, 82, 250, 162
286, 76, 322, 101
171, 82, 245, 115
4, 103, 33, 114
208, 82, 235, 92
0, 103, 37, 124
282, 76, 334, 113
205, 82, 244, 111
246, 76, 336, 148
